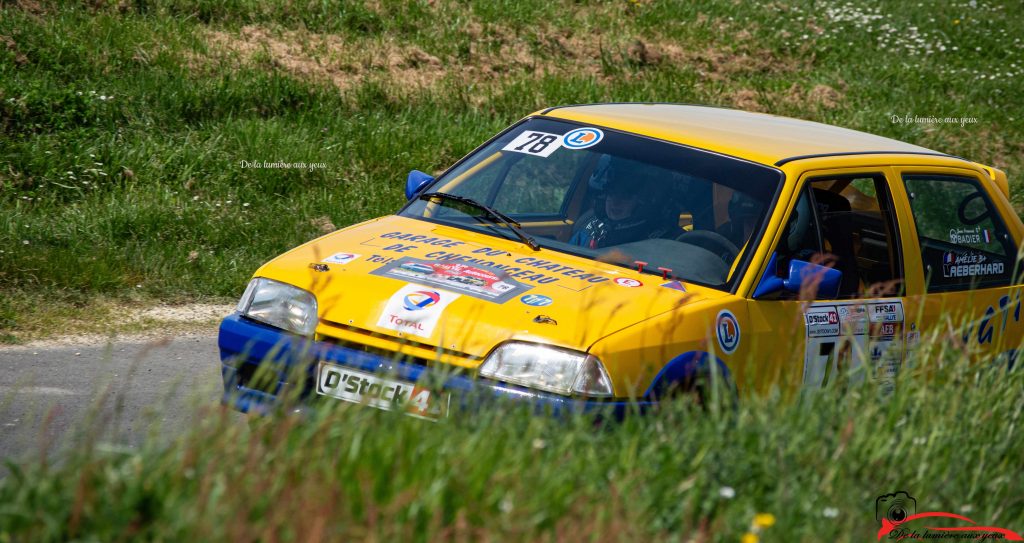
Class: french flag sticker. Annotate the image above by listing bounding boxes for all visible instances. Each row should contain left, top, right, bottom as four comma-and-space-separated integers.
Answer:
983, 229, 991, 243
944, 252, 954, 264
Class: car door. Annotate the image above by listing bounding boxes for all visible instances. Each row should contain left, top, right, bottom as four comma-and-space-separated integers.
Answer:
889, 165, 1024, 368
745, 166, 916, 394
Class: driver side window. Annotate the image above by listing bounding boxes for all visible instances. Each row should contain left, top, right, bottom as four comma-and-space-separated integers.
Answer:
903, 174, 1017, 292
770, 174, 904, 300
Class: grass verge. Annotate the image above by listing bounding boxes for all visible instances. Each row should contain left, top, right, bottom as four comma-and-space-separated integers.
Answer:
0, 332, 1021, 541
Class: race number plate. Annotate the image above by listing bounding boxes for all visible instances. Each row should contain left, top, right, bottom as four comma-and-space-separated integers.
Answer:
315, 363, 449, 421
501, 130, 562, 157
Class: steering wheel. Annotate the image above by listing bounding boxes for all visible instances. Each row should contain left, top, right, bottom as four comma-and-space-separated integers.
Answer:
957, 192, 990, 226
675, 230, 740, 264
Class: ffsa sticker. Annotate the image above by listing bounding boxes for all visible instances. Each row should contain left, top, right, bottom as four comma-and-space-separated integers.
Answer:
376, 283, 460, 339
502, 131, 562, 157
716, 310, 740, 354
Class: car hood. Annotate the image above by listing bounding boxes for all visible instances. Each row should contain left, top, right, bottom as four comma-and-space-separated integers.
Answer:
254, 215, 724, 365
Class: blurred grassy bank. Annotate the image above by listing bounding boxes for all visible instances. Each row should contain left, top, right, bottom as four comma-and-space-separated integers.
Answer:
1, 338, 1022, 541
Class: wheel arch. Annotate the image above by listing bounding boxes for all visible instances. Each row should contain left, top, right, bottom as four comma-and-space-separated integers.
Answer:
643, 350, 738, 402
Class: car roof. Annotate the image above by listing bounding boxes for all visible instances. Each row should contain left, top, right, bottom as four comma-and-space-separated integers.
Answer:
538, 103, 947, 168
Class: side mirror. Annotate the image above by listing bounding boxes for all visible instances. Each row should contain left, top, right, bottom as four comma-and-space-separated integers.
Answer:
753, 253, 842, 299
405, 169, 434, 200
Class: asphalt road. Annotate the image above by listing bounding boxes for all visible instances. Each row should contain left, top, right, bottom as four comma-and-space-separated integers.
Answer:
0, 332, 230, 467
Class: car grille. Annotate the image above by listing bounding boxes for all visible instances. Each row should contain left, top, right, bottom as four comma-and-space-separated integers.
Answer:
316, 319, 481, 370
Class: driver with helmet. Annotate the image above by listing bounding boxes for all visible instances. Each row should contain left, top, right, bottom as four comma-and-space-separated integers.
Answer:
716, 191, 763, 249
569, 157, 676, 249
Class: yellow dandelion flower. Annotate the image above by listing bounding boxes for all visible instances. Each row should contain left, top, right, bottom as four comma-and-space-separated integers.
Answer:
753, 513, 776, 528
953, 19, 960, 24
741, 532, 759, 543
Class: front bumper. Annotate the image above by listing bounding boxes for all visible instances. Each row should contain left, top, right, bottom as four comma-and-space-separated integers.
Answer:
218, 313, 652, 418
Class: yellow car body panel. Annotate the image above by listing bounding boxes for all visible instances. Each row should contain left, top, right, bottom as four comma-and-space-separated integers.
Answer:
537, 104, 936, 168
254, 215, 728, 395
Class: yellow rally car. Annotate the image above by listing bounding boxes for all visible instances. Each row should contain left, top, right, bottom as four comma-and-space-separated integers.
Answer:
219, 103, 1024, 419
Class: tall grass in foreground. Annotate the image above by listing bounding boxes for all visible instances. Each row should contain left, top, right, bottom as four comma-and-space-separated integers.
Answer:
1, 333, 1021, 542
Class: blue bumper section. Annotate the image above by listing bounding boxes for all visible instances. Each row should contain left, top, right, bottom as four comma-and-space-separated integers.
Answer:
218, 313, 652, 417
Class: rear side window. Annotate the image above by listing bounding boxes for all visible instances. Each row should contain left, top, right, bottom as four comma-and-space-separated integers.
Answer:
903, 174, 1017, 292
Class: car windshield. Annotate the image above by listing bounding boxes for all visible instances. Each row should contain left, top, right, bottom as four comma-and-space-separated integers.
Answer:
400, 117, 783, 290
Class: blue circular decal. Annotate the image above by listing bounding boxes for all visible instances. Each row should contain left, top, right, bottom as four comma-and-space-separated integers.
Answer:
520, 294, 553, 307
716, 310, 740, 354
561, 128, 604, 149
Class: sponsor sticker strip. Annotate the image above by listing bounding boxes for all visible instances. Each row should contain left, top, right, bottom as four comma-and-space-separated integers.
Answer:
371, 256, 530, 303
801, 300, 905, 390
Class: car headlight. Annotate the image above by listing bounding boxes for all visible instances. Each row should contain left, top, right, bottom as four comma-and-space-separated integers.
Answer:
478, 342, 613, 397
236, 278, 318, 337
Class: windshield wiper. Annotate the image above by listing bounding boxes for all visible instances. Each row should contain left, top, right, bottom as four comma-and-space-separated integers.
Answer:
419, 192, 540, 251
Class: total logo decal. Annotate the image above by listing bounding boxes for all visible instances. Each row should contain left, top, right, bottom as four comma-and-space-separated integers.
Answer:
402, 290, 440, 311
322, 252, 361, 265
377, 283, 459, 339
716, 310, 740, 354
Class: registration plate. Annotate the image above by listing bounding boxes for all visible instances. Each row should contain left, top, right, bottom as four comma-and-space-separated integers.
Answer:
315, 362, 449, 421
